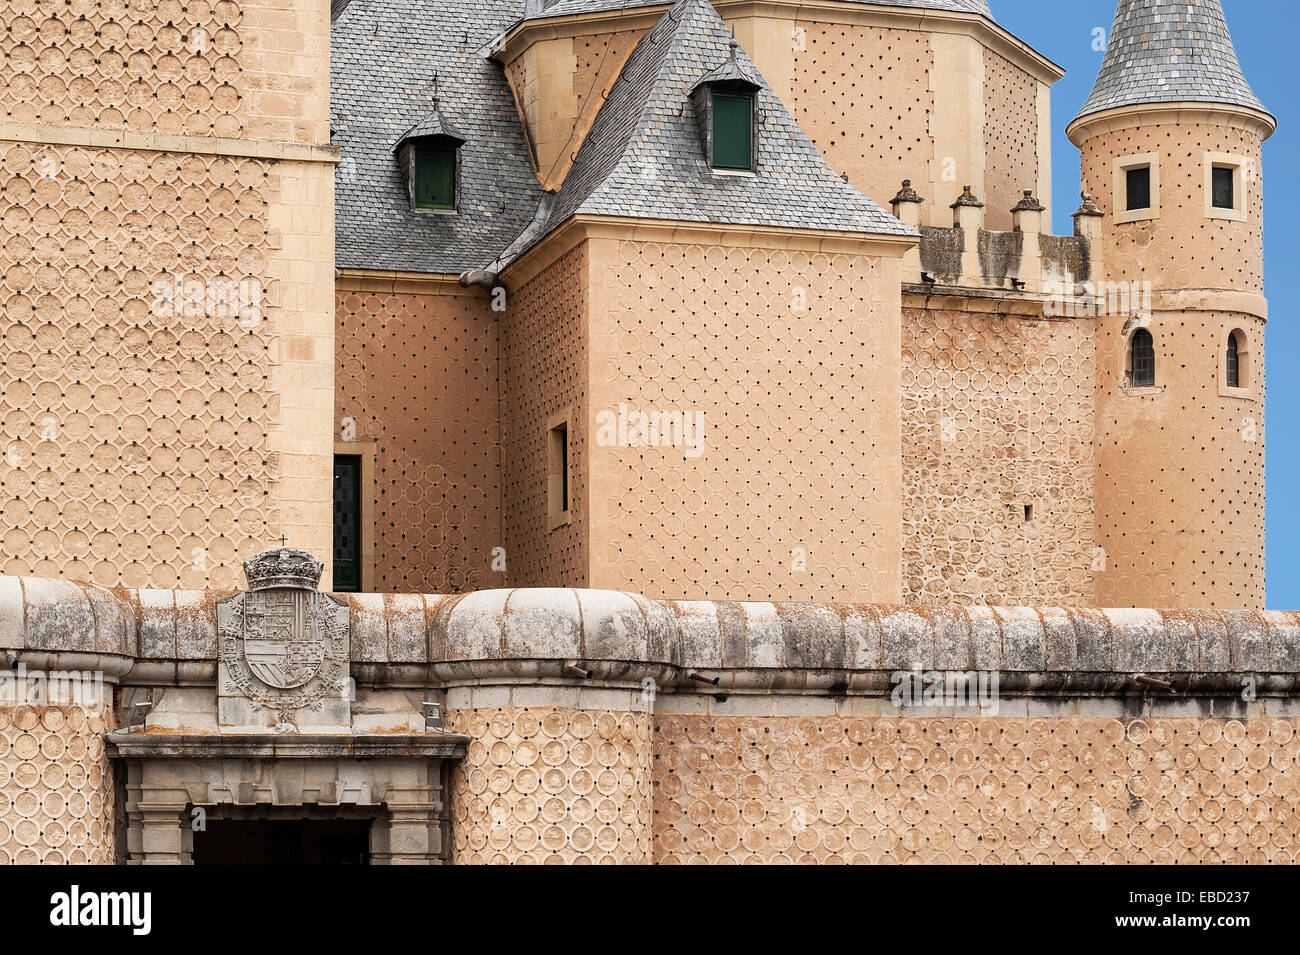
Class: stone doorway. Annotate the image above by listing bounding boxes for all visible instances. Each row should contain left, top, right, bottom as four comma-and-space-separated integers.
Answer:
191, 809, 374, 865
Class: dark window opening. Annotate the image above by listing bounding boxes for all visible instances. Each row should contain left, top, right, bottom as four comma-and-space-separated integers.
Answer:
1227, 331, 1242, 388
1130, 328, 1155, 388
1024, 505, 1033, 522
1212, 165, 1236, 210
712, 92, 754, 171
415, 144, 456, 209
1126, 166, 1151, 211
548, 422, 570, 522
333, 455, 361, 592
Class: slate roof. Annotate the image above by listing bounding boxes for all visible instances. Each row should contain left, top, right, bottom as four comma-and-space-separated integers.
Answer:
331, 0, 544, 273
488, 0, 913, 274
396, 100, 468, 148
527, 0, 993, 19
1074, 0, 1269, 123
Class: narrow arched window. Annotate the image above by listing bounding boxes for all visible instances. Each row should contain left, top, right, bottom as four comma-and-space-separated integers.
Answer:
1130, 329, 1155, 387
1226, 331, 1242, 388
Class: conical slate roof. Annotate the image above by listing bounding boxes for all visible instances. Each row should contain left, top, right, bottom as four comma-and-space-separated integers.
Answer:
489, 0, 913, 273
1073, 0, 1269, 123
527, 0, 992, 21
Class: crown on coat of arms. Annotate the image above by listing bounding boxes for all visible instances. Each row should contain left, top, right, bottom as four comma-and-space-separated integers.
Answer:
242, 547, 324, 592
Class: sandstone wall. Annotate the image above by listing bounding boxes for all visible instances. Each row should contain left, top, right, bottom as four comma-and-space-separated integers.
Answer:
653, 709, 1300, 863
788, 22, 933, 211
0, 0, 336, 589
0, 700, 115, 864
334, 277, 502, 592
901, 300, 1097, 605
499, 241, 591, 587
586, 235, 903, 603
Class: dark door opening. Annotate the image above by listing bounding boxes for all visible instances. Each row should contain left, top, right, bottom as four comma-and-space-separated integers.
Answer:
193, 818, 372, 865
333, 454, 362, 592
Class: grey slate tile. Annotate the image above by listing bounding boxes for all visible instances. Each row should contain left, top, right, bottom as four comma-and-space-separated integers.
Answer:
1074, 0, 1269, 123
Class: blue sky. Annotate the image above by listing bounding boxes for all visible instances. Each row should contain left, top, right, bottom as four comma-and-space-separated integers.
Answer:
990, 0, 1297, 607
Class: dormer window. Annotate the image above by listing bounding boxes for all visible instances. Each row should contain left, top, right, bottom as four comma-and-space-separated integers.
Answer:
414, 141, 457, 210
690, 40, 762, 175
394, 98, 466, 216
711, 91, 754, 171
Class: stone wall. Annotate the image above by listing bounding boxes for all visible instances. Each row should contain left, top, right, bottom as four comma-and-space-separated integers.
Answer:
499, 240, 591, 587
653, 710, 1300, 863
585, 234, 904, 603
901, 298, 1098, 605
788, 22, 933, 211
0, 0, 338, 588
334, 275, 502, 592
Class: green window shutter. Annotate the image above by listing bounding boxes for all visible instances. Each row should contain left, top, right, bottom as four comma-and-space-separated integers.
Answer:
711, 92, 753, 170
415, 145, 456, 209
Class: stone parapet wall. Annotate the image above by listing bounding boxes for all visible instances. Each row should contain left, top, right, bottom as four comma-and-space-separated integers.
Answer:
5, 579, 1300, 684
5, 578, 1300, 863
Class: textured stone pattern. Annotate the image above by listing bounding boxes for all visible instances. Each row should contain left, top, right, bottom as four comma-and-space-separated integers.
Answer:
653, 715, 1300, 863
1076, 0, 1266, 120
500, 242, 589, 587
0, 0, 327, 144
982, 47, 1038, 232
1094, 311, 1265, 609
335, 283, 502, 592
901, 306, 1097, 605
1080, 123, 1264, 293
447, 706, 654, 864
0, 0, 244, 136
592, 240, 901, 602
790, 23, 932, 215
0, 704, 114, 865
0, 142, 275, 589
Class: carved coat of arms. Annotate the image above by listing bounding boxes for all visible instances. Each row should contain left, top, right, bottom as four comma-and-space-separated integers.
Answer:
217, 548, 350, 720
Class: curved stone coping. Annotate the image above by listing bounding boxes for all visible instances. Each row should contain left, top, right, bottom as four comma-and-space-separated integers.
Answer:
3, 580, 1300, 678
0, 575, 137, 661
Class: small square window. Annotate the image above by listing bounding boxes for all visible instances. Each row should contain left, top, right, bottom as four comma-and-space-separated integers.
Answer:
1126, 166, 1151, 212
414, 144, 456, 209
711, 92, 753, 171
1212, 166, 1235, 210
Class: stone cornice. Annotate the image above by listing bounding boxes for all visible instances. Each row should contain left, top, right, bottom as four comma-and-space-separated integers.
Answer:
105, 731, 470, 759
1067, 102, 1278, 146
494, 0, 1064, 85
500, 214, 917, 288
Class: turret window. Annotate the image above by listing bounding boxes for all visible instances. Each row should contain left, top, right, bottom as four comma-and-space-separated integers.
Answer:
1126, 167, 1151, 211
1223, 328, 1250, 394
1226, 331, 1240, 388
1204, 154, 1248, 222
1113, 153, 1160, 223
1212, 166, 1235, 210
1130, 328, 1155, 388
